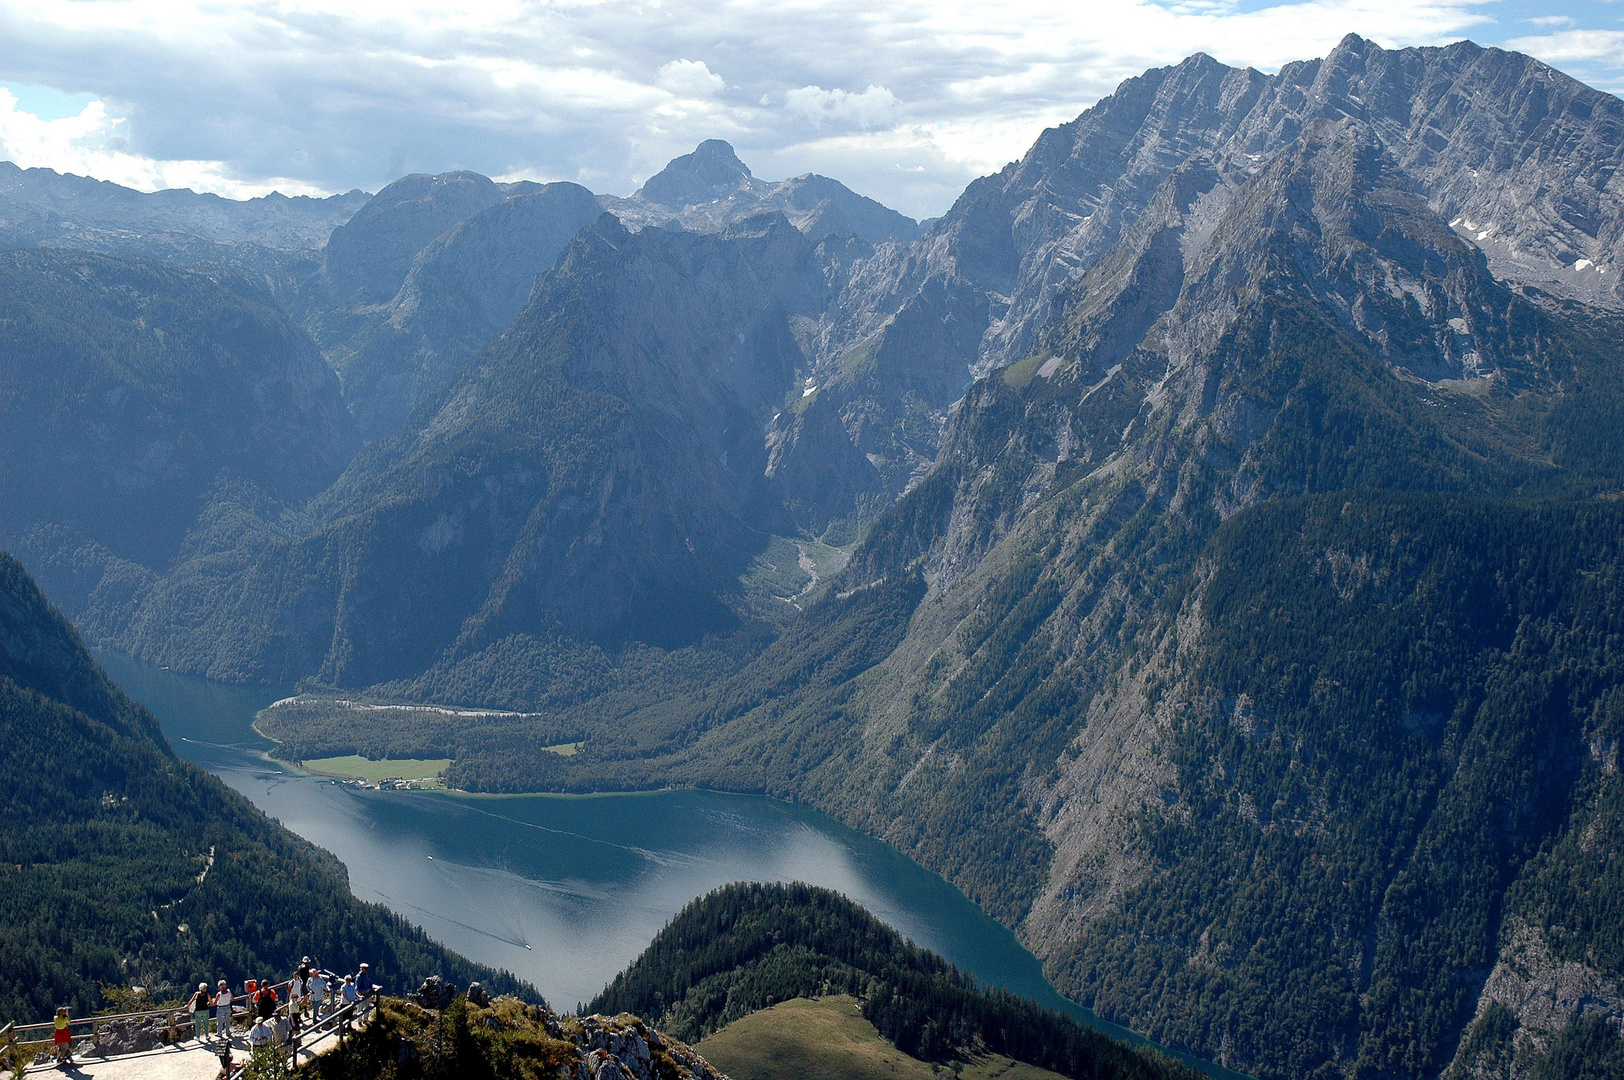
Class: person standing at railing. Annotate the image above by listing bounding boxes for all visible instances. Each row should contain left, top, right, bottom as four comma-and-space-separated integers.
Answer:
189, 983, 212, 1042
308, 968, 328, 1017
255, 979, 278, 1023
287, 983, 304, 1037
214, 982, 233, 1045
292, 962, 312, 1030
53, 1007, 72, 1067
355, 962, 374, 1012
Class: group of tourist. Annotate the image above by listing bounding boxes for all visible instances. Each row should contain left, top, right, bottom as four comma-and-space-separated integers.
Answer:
183, 958, 376, 1051
47, 959, 377, 1069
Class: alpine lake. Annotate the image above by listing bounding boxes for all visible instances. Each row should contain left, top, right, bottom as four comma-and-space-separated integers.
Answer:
97, 650, 1241, 1079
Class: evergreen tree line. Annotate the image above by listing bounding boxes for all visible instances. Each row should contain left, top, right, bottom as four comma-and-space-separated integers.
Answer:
589, 881, 1200, 1080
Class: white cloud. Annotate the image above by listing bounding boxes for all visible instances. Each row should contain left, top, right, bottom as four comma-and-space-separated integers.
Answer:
0, 0, 1614, 218
1505, 29, 1624, 66
0, 86, 323, 197
658, 59, 725, 98
784, 84, 898, 129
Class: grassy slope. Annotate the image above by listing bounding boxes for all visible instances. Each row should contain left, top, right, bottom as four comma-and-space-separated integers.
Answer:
699, 995, 1070, 1080
698, 995, 1069, 1080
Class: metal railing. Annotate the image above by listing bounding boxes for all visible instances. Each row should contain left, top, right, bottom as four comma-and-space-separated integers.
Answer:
10, 1003, 198, 1059
282, 995, 366, 1062
6, 975, 376, 1071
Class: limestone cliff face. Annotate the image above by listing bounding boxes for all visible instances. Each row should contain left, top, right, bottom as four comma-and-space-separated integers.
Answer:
763, 34, 1624, 538
1446, 918, 1624, 1078
330, 183, 604, 438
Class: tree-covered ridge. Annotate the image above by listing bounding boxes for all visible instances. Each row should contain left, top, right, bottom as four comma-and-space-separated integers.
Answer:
0, 249, 358, 571
589, 882, 1200, 1080
0, 551, 525, 1023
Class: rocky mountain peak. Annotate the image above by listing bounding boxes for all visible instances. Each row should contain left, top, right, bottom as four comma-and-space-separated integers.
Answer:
609, 142, 920, 245
637, 139, 756, 208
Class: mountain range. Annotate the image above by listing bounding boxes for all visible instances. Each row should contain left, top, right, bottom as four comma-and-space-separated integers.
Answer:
4, 30, 1624, 1080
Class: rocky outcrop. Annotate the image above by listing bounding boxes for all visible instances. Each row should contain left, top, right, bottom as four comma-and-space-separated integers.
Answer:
90, 1016, 173, 1056
569, 1013, 723, 1080
319, 996, 723, 1080
1447, 918, 1624, 1077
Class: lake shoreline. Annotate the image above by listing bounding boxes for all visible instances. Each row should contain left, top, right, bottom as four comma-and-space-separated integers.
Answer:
104, 649, 1248, 1080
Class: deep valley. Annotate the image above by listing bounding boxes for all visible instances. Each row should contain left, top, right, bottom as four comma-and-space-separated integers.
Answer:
5, 31, 1624, 1080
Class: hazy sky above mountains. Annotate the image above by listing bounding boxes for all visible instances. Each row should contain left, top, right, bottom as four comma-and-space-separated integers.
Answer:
0, 1, 1619, 219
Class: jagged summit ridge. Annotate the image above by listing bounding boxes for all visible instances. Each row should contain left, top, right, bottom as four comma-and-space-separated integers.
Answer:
823, 31, 1624, 409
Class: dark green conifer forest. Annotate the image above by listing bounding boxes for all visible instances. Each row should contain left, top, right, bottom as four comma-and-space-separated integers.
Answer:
0, 553, 525, 1023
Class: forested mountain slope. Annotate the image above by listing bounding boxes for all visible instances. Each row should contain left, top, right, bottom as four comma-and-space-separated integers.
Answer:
2, 149, 930, 680
316, 180, 604, 438
0, 250, 361, 643
0, 552, 522, 1023
590, 882, 1199, 1080
300, 147, 923, 441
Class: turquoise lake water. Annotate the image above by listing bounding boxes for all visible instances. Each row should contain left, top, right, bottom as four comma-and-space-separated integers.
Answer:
97, 650, 1241, 1078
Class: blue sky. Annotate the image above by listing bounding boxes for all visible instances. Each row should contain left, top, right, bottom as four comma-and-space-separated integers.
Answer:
1, 1, 1622, 218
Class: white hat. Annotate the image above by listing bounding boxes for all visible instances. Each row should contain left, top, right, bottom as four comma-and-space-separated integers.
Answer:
200, 983, 209, 991
358, 963, 369, 969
